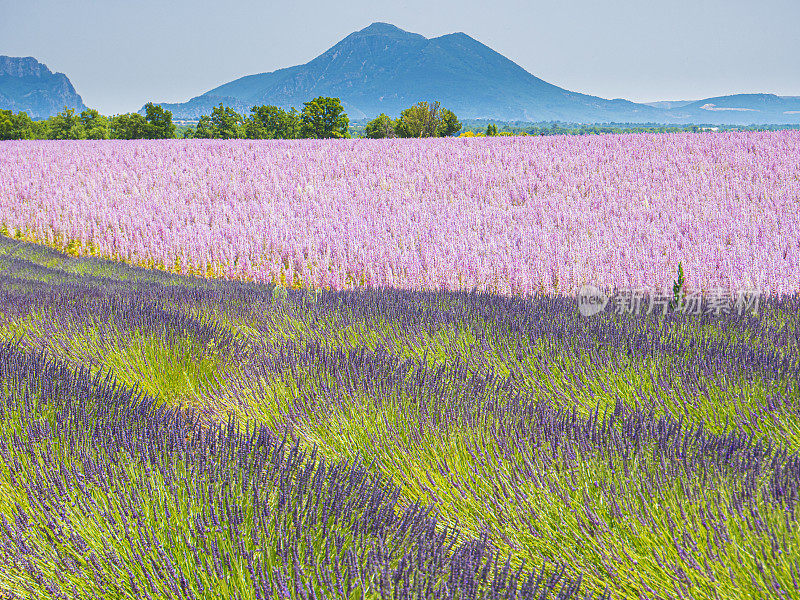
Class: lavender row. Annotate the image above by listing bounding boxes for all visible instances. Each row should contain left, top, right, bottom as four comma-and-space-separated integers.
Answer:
1, 239, 799, 598
0, 342, 603, 599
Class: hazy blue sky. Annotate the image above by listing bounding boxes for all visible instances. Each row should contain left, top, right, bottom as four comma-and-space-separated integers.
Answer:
1, 0, 798, 115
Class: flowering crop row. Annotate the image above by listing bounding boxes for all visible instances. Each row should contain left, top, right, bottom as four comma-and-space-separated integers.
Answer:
1, 132, 798, 294
1, 235, 799, 598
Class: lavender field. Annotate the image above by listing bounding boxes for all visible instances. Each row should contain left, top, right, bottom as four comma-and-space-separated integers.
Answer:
0, 132, 799, 600
1, 132, 799, 294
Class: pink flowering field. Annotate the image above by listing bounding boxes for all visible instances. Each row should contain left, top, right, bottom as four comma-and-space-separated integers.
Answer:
1, 131, 798, 294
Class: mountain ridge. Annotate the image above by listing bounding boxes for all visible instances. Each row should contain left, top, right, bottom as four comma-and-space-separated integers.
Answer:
0, 56, 87, 119
2, 26, 798, 125
150, 23, 800, 124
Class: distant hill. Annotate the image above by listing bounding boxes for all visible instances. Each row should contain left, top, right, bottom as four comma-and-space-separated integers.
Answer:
151, 23, 800, 125
150, 22, 666, 123
662, 94, 800, 125
0, 56, 87, 119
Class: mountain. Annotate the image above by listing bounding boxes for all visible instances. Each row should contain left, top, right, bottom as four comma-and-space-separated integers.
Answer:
152, 22, 668, 123
662, 94, 800, 125
152, 23, 800, 125
0, 56, 87, 119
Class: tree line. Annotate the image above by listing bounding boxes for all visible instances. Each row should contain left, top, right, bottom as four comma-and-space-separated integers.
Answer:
182, 97, 351, 139
5, 102, 797, 141
0, 103, 177, 140
457, 120, 800, 136
1, 97, 463, 140
363, 101, 461, 138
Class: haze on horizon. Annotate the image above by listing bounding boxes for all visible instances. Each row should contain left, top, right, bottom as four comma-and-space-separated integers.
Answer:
1, 0, 798, 116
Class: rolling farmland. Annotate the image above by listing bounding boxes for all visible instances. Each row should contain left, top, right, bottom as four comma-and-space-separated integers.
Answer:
0, 132, 799, 599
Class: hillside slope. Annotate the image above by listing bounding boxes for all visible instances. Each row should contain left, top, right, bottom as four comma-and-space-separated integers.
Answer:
0, 56, 87, 118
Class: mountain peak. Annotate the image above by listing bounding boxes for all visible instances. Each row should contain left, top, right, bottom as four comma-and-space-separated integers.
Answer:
356, 22, 415, 36
150, 24, 800, 125
0, 55, 87, 118
0, 55, 53, 78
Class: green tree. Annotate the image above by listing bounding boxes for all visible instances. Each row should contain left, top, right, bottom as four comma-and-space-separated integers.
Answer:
0, 110, 35, 140
30, 119, 49, 139
485, 123, 498, 136
191, 115, 213, 139
192, 115, 209, 139
79, 109, 109, 140
364, 114, 396, 139
436, 109, 462, 137
245, 105, 300, 139
0, 110, 14, 140
209, 103, 244, 139
143, 102, 176, 139
110, 113, 149, 139
395, 101, 443, 138
285, 108, 302, 139
48, 107, 85, 139
300, 97, 349, 139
